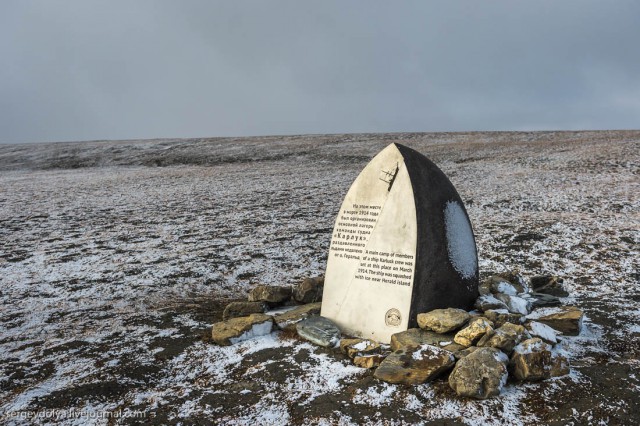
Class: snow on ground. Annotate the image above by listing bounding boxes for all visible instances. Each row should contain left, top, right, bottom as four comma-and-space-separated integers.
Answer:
0, 131, 638, 424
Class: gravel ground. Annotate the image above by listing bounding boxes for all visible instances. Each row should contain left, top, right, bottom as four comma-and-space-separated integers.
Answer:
0, 131, 638, 425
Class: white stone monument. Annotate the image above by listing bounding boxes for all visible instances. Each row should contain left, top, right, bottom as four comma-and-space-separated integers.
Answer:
321, 143, 478, 343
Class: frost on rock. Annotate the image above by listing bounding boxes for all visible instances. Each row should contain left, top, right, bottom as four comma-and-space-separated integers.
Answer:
228, 320, 274, 345
528, 321, 558, 344
352, 340, 370, 351
495, 281, 518, 296
444, 200, 478, 279
496, 294, 530, 315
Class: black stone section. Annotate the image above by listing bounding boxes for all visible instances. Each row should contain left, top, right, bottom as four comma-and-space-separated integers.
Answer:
394, 143, 479, 327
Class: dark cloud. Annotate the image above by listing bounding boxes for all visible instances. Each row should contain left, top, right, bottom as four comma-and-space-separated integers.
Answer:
1, 0, 639, 143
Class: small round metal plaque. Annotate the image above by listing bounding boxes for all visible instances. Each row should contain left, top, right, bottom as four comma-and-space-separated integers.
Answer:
385, 308, 401, 327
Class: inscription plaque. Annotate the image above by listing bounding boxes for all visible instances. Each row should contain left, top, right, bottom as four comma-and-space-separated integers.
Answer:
321, 143, 479, 343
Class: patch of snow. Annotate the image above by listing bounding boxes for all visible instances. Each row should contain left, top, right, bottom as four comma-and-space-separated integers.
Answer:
529, 321, 558, 344
413, 383, 536, 425
351, 340, 370, 351
478, 294, 506, 307
264, 305, 298, 316
352, 383, 397, 407
495, 281, 518, 295
412, 344, 439, 360
526, 306, 564, 319
627, 324, 640, 334
222, 399, 291, 425
444, 200, 478, 280
503, 295, 530, 315
494, 350, 509, 364
283, 347, 365, 404
405, 393, 424, 410
228, 320, 273, 344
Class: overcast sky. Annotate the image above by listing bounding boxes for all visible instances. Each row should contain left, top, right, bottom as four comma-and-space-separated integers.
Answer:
1, 1, 639, 143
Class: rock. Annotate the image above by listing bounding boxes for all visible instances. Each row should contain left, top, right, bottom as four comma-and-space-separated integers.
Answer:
530, 275, 569, 297
454, 317, 494, 347
491, 279, 518, 296
527, 306, 583, 336
293, 276, 324, 304
222, 301, 267, 320
494, 271, 527, 293
477, 322, 527, 354
390, 328, 456, 351
340, 338, 380, 359
474, 294, 508, 312
510, 338, 570, 381
353, 353, 387, 369
417, 308, 471, 334
374, 344, 456, 385
530, 293, 562, 308
448, 347, 509, 399
484, 309, 525, 328
442, 342, 467, 352
211, 314, 274, 346
526, 321, 559, 344
248, 285, 292, 304
478, 279, 492, 296
296, 316, 341, 347
495, 293, 530, 315
454, 346, 479, 360
273, 302, 321, 331
480, 272, 527, 295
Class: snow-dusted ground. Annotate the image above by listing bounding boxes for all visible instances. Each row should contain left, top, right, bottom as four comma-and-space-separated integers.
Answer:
0, 131, 638, 425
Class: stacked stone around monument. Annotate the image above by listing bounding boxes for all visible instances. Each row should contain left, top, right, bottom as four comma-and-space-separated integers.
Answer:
209, 271, 581, 400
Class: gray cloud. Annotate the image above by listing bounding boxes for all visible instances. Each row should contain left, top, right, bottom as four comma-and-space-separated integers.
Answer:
1, 0, 639, 143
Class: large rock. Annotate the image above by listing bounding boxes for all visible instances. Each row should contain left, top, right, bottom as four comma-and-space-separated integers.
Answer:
223, 301, 267, 320
527, 306, 583, 336
296, 316, 341, 347
248, 285, 292, 304
526, 321, 559, 344
495, 293, 530, 315
273, 302, 322, 331
510, 338, 570, 381
211, 314, 274, 346
477, 322, 527, 354
474, 294, 508, 312
340, 338, 381, 359
530, 275, 569, 297
484, 309, 525, 328
448, 347, 509, 399
390, 328, 456, 351
417, 308, 471, 334
293, 276, 324, 303
454, 317, 494, 347
374, 344, 456, 385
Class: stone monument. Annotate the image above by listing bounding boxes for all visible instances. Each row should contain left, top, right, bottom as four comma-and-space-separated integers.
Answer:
321, 143, 479, 343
